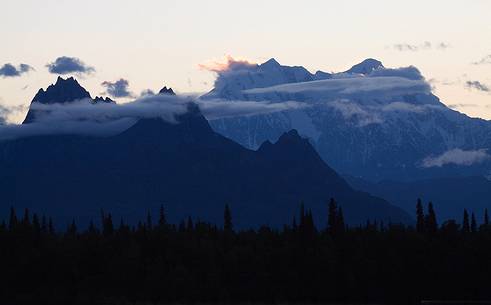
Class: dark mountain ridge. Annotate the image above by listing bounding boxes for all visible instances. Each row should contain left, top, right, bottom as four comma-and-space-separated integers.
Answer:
0, 78, 412, 228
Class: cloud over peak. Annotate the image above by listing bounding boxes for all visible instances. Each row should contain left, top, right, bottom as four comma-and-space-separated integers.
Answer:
0, 63, 34, 78
46, 56, 95, 75
199, 55, 257, 73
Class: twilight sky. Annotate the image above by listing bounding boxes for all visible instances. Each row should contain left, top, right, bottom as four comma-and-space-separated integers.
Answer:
1, 0, 490, 123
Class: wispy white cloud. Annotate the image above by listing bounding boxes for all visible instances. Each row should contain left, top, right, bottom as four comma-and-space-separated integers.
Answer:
380, 102, 442, 113
422, 148, 491, 168
392, 41, 450, 52
327, 100, 382, 127
243, 76, 430, 97
472, 55, 491, 65
324, 100, 443, 127
0, 104, 28, 124
198, 99, 307, 120
0, 94, 308, 141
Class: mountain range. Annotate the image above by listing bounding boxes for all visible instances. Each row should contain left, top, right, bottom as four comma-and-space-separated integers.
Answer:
205, 58, 491, 182
0, 77, 411, 227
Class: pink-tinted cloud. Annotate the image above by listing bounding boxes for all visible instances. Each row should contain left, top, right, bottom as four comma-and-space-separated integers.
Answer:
199, 55, 257, 73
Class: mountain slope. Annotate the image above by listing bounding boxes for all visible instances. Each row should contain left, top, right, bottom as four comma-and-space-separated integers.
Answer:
346, 175, 491, 222
204, 58, 491, 181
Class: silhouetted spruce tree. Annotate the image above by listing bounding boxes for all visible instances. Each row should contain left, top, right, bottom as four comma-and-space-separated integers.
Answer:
119, 218, 125, 230
224, 204, 233, 232
68, 219, 77, 235
22, 208, 30, 227
88, 220, 97, 235
41, 215, 47, 233
462, 209, 470, 233
328, 198, 338, 235
306, 210, 315, 234
471, 212, 477, 233
32, 213, 41, 234
8, 207, 17, 231
425, 202, 438, 233
187, 216, 194, 232
137, 221, 144, 233
416, 199, 425, 233
299, 202, 306, 230
103, 213, 114, 236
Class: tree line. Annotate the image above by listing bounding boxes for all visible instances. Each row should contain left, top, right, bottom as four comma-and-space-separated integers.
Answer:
0, 199, 490, 305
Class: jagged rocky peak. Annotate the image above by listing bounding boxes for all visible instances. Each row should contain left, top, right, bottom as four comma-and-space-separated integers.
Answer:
346, 58, 384, 75
31, 76, 92, 105
93, 96, 116, 104
23, 77, 115, 124
276, 129, 307, 144
258, 129, 311, 154
158, 86, 176, 95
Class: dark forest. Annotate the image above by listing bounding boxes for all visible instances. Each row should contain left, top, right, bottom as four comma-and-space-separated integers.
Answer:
1, 199, 490, 305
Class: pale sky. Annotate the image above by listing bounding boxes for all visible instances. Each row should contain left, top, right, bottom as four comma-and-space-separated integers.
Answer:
1, 0, 490, 123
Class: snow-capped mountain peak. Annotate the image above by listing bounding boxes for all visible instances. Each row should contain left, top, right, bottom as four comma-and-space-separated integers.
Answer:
345, 58, 384, 75
260, 58, 281, 69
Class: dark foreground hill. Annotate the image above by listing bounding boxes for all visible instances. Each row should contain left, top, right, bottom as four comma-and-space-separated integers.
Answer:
0, 78, 411, 227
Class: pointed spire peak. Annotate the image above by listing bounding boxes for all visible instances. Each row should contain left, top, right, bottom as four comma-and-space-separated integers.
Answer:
55, 76, 79, 85
261, 58, 281, 68
30, 77, 91, 105
93, 96, 116, 104
158, 86, 176, 95
258, 130, 305, 152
